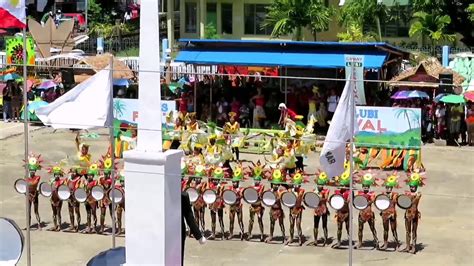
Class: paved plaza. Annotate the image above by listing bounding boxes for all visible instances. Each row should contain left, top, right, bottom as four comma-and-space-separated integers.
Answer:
0, 125, 473, 266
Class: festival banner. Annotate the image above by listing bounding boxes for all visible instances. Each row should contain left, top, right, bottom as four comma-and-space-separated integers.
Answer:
5, 36, 35, 66
355, 106, 421, 149
345, 55, 366, 105
113, 98, 176, 124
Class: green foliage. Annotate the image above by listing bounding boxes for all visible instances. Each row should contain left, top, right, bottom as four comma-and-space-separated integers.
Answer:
263, 0, 333, 41
468, 4, 474, 23
339, 0, 388, 41
409, 11, 456, 46
204, 23, 220, 39
90, 23, 134, 38
337, 23, 376, 42
87, 0, 107, 28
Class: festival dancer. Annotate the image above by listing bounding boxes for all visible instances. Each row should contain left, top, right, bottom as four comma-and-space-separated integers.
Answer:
75, 132, 91, 174
227, 166, 245, 240
208, 167, 226, 240
66, 166, 82, 232
247, 161, 266, 242
312, 171, 330, 247
355, 172, 379, 249
83, 164, 99, 233
278, 103, 298, 128
380, 172, 400, 250
286, 171, 306, 246
186, 112, 200, 132
192, 164, 207, 233
223, 112, 241, 161
115, 171, 125, 235
98, 155, 115, 234
400, 171, 424, 254
24, 154, 42, 230
265, 169, 286, 244
48, 165, 66, 231
332, 170, 351, 249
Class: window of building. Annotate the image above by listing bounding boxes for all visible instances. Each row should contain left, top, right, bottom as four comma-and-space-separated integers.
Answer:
244, 4, 272, 35
221, 3, 233, 34
185, 2, 197, 33
207, 3, 217, 27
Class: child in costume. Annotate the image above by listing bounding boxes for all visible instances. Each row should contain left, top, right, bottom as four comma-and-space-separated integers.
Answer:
400, 170, 424, 254
355, 171, 379, 250
48, 165, 66, 231
227, 165, 245, 240
223, 112, 241, 161
313, 171, 330, 247
265, 169, 286, 244
247, 161, 266, 242
380, 172, 400, 250
286, 171, 306, 246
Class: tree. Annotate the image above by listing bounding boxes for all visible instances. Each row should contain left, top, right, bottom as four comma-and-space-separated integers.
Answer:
409, 11, 456, 47
337, 23, 376, 42
263, 0, 333, 41
339, 0, 388, 41
468, 4, 474, 23
204, 23, 220, 39
412, 0, 473, 47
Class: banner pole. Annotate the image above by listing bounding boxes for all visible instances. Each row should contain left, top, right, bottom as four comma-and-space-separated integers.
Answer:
22, 27, 31, 266
348, 66, 356, 266
109, 56, 117, 247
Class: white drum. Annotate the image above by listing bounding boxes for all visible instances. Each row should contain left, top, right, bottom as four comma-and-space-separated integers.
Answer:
303, 192, 320, 209
262, 191, 276, 207
375, 194, 390, 211
109, 187, 124, 204
91, 186, 105, 201
74, 188, 87, 203
185, 187, 199, 203
281, 192, 297, 208
397, 194, 412, 209
57, 184, 71, 200
203, 189, 217, 204
329, 194, 345, 210
14, 179, 27, 194
0, 217, 24, 265
39, 182, 52, 197
222, 189, 237, 205
353, 195, 369, 210
243, 187, 259, 204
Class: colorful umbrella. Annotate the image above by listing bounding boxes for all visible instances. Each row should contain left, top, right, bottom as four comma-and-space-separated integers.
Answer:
464, 91, 474, 102
407, 90, 429, 99
37, 80, 57, 89
434, 93, 448, 103
391, 90, 409, 99
440, 94, 466, 104
2, 73, 21, 81
20, 99, 49, 121
113, 79, 130, 87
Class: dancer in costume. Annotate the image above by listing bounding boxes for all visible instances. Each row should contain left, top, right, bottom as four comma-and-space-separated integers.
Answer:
286, 171, 306, 246
312, 171, 330, 246
380, 172, 400, 250
400, 171, 424, 254
115, 171, 125, 235
48, 165, 66, 231
98, 155, 115, 234
186, 112, 200, 132
25, 154, 43, 230
67, 166, 82, 232
355, 172, 379, 249
227, 165, 245, 240
208, 167, 226, 240
75, 132, 91, 174
84, 163, 99, 233
223, 112, 241, 161
332, 170, 351, 249
192, 165, 207, 233
265, 169, 286, 244
247, 161, 266, 242
278, 103, 298, 128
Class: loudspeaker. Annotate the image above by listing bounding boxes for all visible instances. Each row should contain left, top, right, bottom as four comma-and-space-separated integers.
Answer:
61, 68, 75, 84
438, 72, 453, 94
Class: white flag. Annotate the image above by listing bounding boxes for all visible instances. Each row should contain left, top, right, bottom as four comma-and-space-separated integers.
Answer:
36, 68, 112, 129
319, 76, 357, 178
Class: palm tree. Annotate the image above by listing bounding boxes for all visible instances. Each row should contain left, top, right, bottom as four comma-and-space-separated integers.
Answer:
113, 99, 126, 117
409, 11, 456, 47
263, 0, 332, 41
339, 0, 388, 41
337, 23, 376, 42
395, 109, 419, 131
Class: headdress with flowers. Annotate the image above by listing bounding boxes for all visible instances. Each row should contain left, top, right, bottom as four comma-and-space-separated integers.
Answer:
250, 160, 265, 181
87, 163, 99, 176
405, 169, 426, 187
291, 170, 308, 185
315, 170, 329, 186
99, 154, 117, 175
231, 163, 244, 182
335, 169, 351, 187
25, 153, 42, 171
48, 164, 64, 176
270, 168, 285, 184
356, 169, 379, 187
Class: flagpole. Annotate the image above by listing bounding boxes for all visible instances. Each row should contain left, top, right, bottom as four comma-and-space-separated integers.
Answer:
22, 26, 32, 266
348, 66, 356, 266
109, 56, 117, 247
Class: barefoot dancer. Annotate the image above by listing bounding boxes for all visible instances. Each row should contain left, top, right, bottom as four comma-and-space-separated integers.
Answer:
355, 172, 379, 249
400, 171, 424, 254
265, 169, 286, 244
67, 167, 82, 232
380, 173, 400, 250
25, 154, 43, 230
48, 165, 66, 231
247, 161, 266, 242
313, 171, 330, 246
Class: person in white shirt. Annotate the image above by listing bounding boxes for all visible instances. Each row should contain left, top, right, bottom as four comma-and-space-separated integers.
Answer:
326, 89, 339, 123
435, 103, 446, 138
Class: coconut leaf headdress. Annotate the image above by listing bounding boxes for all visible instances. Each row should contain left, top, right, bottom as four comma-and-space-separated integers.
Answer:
25, 153, 42, 171
384, 172, 400, 188
270, 168, 285, 184
87, 163, 100, 177
291, 170, 307, 185
406, 169, 426, 187
194, 164, 207, 178
99, 154, 117, 175
315, 170, 329, 186
335, 169, 351, 187
231, 163, 244, 182
251, 160, 265, 181
357, 170, 378, 187
48, 165, 64, 176
212, 166, 225, 180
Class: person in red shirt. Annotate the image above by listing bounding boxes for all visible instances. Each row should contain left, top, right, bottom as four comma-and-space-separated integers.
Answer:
355, 173, 379, 249
25, 155, 43, 230
278, 103, 298, 128
176, 91, 188, 116
313, 172, 330, 247
48, 166, 66, 231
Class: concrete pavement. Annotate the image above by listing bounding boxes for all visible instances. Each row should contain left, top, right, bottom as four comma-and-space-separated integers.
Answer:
0, 128, 473, 265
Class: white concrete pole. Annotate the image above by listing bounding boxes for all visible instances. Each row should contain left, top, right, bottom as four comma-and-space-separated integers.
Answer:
166, 0, 174, 48
124, 0, 183, 265
199, 0, 206, 38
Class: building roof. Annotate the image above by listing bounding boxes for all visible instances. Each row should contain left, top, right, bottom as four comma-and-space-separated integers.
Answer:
75, 54, 134, 80
176, 39, 409, 69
